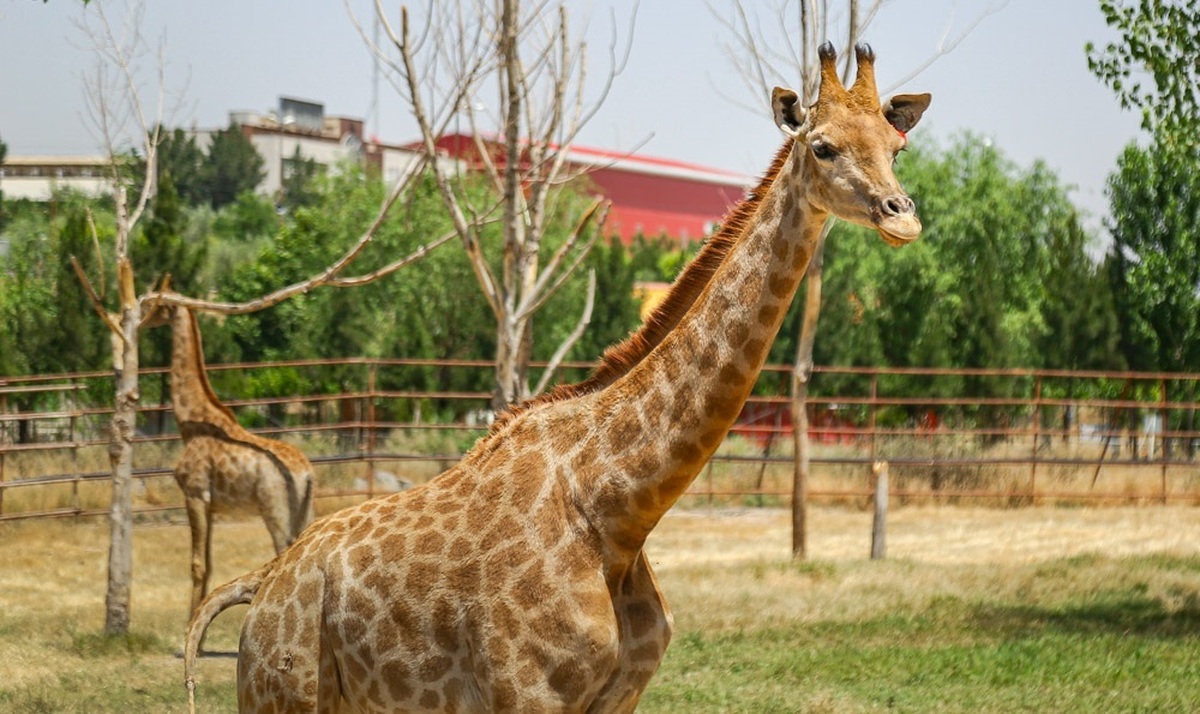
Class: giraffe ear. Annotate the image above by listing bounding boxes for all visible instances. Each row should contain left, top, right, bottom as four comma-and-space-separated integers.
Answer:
882, 93, 931, 133
772, 87, 805, 138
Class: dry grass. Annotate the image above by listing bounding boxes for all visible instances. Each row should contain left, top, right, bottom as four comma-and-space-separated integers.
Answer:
1, 504, 1199, 712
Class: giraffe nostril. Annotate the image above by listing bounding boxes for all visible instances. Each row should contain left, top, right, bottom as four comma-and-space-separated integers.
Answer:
881, 195, 915, 217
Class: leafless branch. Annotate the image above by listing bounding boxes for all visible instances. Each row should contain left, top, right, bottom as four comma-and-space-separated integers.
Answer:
532, 268, 595, 395
69, 256, 125, 341
137, 159, 441, 315
516, 199, 608, 321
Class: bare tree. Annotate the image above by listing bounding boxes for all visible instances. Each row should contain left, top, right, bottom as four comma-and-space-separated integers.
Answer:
75, 2, 453, 634
351, 0, 628, 408
712, 0, 1003, 558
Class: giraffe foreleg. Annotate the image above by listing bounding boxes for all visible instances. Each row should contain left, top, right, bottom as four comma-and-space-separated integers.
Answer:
587, 551, 673, 714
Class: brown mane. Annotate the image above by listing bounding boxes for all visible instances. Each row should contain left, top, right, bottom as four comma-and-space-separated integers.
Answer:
487, 139, 795, 435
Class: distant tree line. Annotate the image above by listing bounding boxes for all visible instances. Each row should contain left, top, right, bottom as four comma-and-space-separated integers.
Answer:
0, 127, 1174, 410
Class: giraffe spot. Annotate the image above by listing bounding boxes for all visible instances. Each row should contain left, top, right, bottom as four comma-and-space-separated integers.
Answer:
346, 587, 377, 623
418, 654, 453, 683
699, 425, 727, 451
517, 661, 542, 687
388, 599, 419, 636
484, 514, 522, 543
771, 235, 791, 262
606, 417, 642, 455
658, 468, 696, 501
488, 602, 521, 640
492, 681, 518, 710
792, 244, 812, 270
757, 302, 781, 326
465, 500, 495, 533
617, 450, 661, 479
431, 599, 459, 652
548, 659, 588, 703
782, 189, 797, 220
405, 561, 441, 593
634, 486, 658, 515
718, 364, 743, 386
768, 271, 792, 299
445, 677, 467, 711
415, 529, 448, 555
730, 322, 750, 348
440, 513, 461, 533
741, 338, 765, 363
625, 601, 659, 640
341, 614, 368, 647
669, 439, 701, 466
381, 659, 414, 702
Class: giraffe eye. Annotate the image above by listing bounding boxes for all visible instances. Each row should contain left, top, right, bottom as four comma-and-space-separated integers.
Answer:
810, 141, 837, 161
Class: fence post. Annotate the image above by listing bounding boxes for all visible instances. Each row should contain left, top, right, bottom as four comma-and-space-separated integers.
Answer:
366, 363, 377, 499
1030, 376, 1041, 504
870, 461, 888, 560
1160, 377, 1168, 504
0, 451, 5, 516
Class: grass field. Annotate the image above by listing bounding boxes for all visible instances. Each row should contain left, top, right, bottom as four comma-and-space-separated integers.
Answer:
2, 505, 1199, 712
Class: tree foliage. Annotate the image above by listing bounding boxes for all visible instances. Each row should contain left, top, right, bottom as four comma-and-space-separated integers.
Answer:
156, 127, 206, 206
201, 124, 265, 209
1090, 0, 1200, 373
1086, 0, 1200, 144
1105, 138, 1200, 372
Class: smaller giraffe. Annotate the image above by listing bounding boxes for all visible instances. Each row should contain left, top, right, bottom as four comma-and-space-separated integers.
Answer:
148, 298, 316, 614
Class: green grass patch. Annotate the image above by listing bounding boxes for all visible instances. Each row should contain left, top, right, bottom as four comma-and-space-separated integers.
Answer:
641, 560, 1200, 713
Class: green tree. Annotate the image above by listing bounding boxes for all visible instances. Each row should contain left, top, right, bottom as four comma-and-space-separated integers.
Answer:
201, 124, 265, 209
280, 146, 322, 213
1086, 0, 1200, 144
1038, 214, 1124, 372
156, 127, 206, 205
1104, 138, 1200, 372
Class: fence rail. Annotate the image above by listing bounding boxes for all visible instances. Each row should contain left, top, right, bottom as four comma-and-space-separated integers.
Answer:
3, 359, 1200, 522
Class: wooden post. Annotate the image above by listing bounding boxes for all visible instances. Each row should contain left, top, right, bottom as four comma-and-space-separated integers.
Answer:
366, 364, 377, 498
870, 461, 888, 560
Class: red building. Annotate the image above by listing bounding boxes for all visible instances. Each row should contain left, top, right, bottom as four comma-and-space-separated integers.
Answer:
424, 133, 752, 244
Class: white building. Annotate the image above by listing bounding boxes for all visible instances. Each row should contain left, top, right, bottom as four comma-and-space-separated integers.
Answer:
0, 155, 110, 201
198, 96, 428, 199
1, 97, 431, 205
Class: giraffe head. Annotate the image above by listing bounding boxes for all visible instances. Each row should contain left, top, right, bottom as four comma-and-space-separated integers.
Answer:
772, 41, 931, 246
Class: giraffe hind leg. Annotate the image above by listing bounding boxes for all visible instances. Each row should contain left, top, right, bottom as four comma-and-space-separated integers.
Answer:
183, 490, 212, 615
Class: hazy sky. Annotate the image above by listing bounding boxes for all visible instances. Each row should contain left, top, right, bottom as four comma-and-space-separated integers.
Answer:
1, 1, 1143, 238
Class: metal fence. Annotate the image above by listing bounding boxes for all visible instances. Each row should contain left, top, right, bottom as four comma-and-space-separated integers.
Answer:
3, 358, 1200, 522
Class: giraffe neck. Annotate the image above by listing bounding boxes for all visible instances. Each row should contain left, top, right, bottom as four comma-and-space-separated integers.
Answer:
170, 307, 241, 438
579, 140, 826, 562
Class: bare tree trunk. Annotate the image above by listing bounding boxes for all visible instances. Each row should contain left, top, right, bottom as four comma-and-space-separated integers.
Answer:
791, 221, 832, 559
104, 255, 139, 634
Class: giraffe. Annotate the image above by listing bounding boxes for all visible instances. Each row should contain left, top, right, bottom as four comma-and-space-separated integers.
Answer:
149, 297, 316, 614
185, 42, 929, 713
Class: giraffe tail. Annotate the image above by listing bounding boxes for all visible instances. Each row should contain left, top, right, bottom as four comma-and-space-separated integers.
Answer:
184, 561, 272, 714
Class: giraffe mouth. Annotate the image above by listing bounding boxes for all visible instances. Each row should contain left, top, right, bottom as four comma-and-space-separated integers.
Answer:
876, 215, 921, 247
878, 228, 918, 247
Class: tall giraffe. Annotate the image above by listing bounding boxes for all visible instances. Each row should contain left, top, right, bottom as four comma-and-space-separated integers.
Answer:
186, 42, 929, 712
150, 298, 316, 614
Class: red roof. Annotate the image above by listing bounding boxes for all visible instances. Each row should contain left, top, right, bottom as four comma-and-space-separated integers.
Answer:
424, 134, 752, 244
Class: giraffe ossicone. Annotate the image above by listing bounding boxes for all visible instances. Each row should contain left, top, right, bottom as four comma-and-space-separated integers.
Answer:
185, 41, 929, 713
